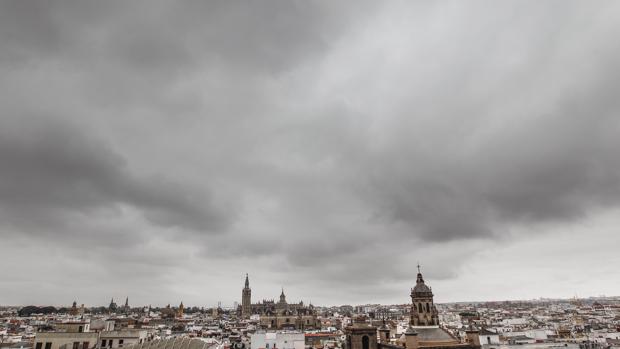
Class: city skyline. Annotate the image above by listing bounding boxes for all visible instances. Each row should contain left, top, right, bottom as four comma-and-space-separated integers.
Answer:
2, 1, 620, 307
5, 270, 619, 309
3, 270, 619, 309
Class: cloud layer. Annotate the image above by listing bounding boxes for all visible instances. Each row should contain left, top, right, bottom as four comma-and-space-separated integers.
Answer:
2, 0, 620, 306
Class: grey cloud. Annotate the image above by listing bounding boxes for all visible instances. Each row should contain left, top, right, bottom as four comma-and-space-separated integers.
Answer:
0, 1, 376, 73
2, 1, 620, 306
0, 116, 230, 235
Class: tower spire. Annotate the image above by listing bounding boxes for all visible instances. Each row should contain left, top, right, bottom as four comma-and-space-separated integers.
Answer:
245, 273, 250, 288
279, 287, 286, 303
410, 263, 438, 327
416, 263, 425, 284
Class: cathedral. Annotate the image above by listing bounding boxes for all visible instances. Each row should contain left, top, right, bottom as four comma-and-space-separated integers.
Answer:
239, 274, 320, 330
346, 266, 480, 349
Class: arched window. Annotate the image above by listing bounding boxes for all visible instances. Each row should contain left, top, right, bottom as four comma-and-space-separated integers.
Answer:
418, 303, 422, 313
362, 336, 369, 349
426, 303, 430, 312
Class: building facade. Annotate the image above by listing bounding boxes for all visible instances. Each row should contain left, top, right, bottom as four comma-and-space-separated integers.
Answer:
250, 332, 305, 349
239, 275, 320, 330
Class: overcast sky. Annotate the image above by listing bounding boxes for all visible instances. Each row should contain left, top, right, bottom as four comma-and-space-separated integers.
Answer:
2, 1, 620, 308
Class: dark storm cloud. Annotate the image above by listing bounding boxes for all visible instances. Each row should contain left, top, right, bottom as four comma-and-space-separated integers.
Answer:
361, 106, 620, 242
0, 1, 375, 72
0, 116, 229, 234
1, 0, 620, 306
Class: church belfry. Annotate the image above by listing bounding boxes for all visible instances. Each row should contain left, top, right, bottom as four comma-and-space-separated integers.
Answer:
242, 273, 251, 318
410, 264, 439, 326
279, 288, 286, 303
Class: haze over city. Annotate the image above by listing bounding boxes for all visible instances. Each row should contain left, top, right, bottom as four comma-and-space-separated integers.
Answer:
2, 1, 620, 308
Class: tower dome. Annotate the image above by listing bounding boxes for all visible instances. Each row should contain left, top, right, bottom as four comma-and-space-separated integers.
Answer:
409, 264, 439, 327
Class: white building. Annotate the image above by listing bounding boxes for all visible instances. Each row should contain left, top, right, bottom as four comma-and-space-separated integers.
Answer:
34, 331, 100, 349
250, 332, 304, 349
479, 329, 501, 346
99, 330, 149, 349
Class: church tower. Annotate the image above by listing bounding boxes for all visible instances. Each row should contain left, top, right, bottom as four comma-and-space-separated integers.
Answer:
70, 300, 78, 316
345, 316, 377, 349
279, 288, 286, 303
177, 301, 184, 318
410, 265, 439, 326
241, 273, 251, 318
275, 287, 288, 313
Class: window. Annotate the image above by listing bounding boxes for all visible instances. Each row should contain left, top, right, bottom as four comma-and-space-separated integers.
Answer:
362, 335, 369, 349
119, 340, 124, 348
102, 340, 107, 348
266, 344, 269, 349
108, 340, 113, 347
45, 343, 52, 349
73, 342, 79, 349
36, 343, 42, 349
83, 342, 89, 349
78, 326, 83, 333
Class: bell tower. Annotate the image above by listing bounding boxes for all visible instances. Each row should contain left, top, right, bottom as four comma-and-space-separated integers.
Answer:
241, 273, 252, 318
410, 264, 439, 326
345, 316, 377, 349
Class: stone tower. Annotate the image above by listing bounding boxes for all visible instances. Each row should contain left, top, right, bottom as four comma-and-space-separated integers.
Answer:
279, 288, 286, 303
276, 287, 288, 312
345, 316, 377, 349
410, 265, 439, 326
241, 273, 251, 318
70, 300, 78, 316
177, 301, 184, 318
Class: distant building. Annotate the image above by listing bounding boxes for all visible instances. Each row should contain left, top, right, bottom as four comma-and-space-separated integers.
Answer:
69, 302, 79, 316
108, 299, 118, 313
239, 275, 320, 330
177, 302, 184, 318
121, 298, 129, 314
